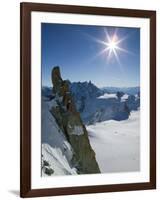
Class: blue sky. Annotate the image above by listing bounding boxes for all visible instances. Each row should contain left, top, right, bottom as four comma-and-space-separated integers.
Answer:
42, 23, 140, 88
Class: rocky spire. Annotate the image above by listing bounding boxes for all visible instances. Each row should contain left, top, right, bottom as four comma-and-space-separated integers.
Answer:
51, 66, 100, 174
51, 66, 63, 94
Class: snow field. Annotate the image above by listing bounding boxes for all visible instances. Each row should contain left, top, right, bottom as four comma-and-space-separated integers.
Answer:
87, 111, 140, 173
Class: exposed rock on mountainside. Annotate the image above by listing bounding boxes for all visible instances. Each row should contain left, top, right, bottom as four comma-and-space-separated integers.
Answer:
49, 66, 100, 174
41, 66, 140, 176
42, 81, 140, 126
69, 82, 139, 125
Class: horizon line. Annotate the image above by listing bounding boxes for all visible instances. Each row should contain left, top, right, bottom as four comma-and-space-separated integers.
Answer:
42, 82, 140, 89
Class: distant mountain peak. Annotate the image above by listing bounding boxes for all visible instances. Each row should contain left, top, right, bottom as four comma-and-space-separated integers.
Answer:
101, 86, 140, 95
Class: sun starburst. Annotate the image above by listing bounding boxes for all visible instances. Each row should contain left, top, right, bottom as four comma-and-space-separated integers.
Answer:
96, 28, 130, 65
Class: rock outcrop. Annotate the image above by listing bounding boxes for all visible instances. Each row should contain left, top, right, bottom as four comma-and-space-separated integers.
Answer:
50, 66, 100, 174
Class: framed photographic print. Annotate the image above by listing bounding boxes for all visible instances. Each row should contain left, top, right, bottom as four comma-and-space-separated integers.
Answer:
20, 2, 156, 198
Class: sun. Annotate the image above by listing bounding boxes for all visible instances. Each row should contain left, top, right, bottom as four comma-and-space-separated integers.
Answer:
106, 35, 119, 52
105, 34, 121, 61
108, 40, 117, 50
95, 29, 130, 65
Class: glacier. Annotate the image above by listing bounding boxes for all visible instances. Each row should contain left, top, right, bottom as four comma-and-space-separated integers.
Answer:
87, 110, 140, 173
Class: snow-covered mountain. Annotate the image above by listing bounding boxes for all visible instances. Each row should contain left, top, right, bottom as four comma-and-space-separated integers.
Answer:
41, 67, 100, 176
41, 65, 142, 176
42, 66, 141, 176
42, 82, 140, 125
101, 86, 140, 95
69, 82, 140, 125
41, 97, 78, 176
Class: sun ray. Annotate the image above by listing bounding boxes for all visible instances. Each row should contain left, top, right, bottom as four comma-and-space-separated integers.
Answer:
83, 28, 131, 65
101, 29, 132, 63
116, 46, 134, 55
94, 47, 108, 58
113, 48, 121, 66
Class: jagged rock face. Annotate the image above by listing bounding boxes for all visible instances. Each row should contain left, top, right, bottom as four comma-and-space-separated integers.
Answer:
50, 66, 100, 174
69, 82, 139, 125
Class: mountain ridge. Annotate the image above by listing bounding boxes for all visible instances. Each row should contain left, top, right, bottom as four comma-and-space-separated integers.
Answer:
41, 66, 100, 176
101, 86, 140, 95
42, 81, 140, 125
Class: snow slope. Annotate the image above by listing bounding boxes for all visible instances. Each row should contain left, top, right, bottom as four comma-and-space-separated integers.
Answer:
42, 144, 77, 176
97, 93, 118, 99
41, 97, 77, 176
121, 94, 129, 102
87, 110, 140, 173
